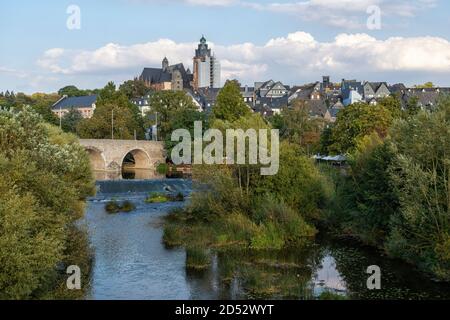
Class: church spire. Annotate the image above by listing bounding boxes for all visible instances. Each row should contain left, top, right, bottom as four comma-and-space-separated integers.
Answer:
162, 57, 169, 71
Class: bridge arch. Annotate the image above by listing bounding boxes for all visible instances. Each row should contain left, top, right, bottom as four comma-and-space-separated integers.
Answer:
121, 148, 152, 170
85, 147, 106, 171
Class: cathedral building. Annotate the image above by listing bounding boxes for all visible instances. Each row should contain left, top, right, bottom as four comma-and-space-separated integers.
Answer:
193, 36, 221, 90
139, 57, 192, 91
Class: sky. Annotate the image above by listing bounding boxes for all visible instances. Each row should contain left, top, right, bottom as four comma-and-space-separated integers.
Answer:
1, 0, 450, 93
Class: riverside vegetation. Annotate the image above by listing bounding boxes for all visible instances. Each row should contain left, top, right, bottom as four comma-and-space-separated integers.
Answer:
1, 79, 449, 299
163, 81, 331, 269
0, 108, 95, 299
163, 81, 450, 291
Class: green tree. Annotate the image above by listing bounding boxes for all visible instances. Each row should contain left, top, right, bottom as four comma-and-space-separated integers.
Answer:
58, 85, 86, 97
61, 107, 83, 134
329, 102, 393, 154
386, 97, 450, 280
378, 95, 403, 119
414, 82, 434, 88
77, 82, 145, 139
146, 90, 198, 141
164, 108, 208, 160
0, 108, 94, 299
213, 80, 250, 122
406, 96, 421, 116
278, 101, 325, 153
258, 142, 331, 222
119, 79, 150, 99
343, 134, 399, 246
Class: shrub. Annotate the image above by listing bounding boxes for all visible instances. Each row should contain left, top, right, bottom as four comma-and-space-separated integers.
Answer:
163, 225, 184, 247
105, 200, 135, 213
0, 108, 95, 299
105, 200, 120, 213
156, 163, 169, 175
251, 223, 285, 250
145, 192, 170, 203
318, 291, 347, 300
120, 200, 136, 212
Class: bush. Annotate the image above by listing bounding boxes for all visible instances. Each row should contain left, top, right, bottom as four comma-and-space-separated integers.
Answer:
105, 200, 136, 213
120, 200, 136, 212
145, 193, 170, 203
156, 163, 169, 175
163, 225, 184, 247
0, 108, 95, 299
105, 200, 120, 213
318, 291, 347, 300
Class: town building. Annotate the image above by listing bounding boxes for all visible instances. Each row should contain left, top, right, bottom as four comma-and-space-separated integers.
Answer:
131, 93, 152, 116
399, 87, 450, 111
288, 82, 321, 103
193, 87, 221, 112
193, 36, 221, 89
255, 80, 289, 99
341, 79, 364, 106
363, 82, 391, 100
52, 95, 97, 118
139, 57, 192, 91
329, 100, 345, 123
241, 85, 255, 107
131, 90, 203, 116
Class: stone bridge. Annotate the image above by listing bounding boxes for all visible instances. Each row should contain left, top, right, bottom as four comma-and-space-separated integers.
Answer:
79, 139, 165, 171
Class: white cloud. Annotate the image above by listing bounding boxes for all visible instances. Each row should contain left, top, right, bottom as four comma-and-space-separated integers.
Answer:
36, 31, 450, 87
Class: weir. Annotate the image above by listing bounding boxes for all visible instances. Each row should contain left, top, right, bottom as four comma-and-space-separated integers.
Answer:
94, 178, 192, 196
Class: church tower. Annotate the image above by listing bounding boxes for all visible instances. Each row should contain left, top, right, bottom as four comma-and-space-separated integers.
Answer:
162, 57, 169, 71
193, 36, 221, 90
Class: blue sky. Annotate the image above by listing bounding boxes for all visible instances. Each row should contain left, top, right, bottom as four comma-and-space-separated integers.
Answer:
1, 0, 450, 93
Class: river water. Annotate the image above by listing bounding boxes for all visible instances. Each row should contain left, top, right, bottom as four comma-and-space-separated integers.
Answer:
83, 178, 450, 300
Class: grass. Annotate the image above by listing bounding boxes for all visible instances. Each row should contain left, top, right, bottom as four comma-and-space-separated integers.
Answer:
318, 290, 348, 300
186, 247, 210, 270
145, 193, 170, 203
145, 192, 185, 204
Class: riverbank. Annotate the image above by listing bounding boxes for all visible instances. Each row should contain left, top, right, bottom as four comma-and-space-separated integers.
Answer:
79, 178, 450, 300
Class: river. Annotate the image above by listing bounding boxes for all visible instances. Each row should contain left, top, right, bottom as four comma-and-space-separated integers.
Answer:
82, 178, 450, 300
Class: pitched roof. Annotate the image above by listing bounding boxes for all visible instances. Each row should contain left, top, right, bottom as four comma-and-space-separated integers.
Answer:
305, 99, 328, 117
52, 95, 97, 110
256, 96, 288, 110
140, 63, 189, 85
389, 83, 407, 93
402, 91, 441, 107
329, 107, 342, 118
140, 68, 171, 83
366, 82, 388, 92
